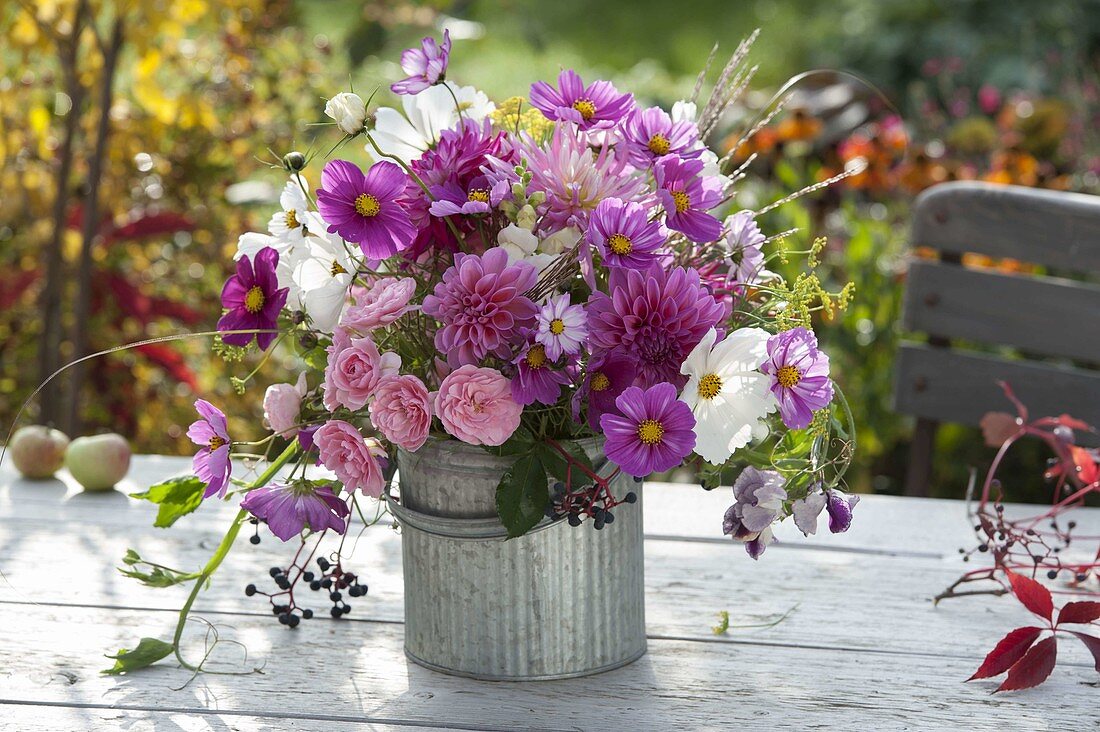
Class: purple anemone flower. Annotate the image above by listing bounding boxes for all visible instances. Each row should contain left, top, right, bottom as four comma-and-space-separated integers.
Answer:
510, 341, 572, 406
600, 383, 696, 477
529, 69, 635, 129
241, 482, 350, 541
654, 155, 724, 243
187, 399, 232, 499
217, 247, 288, 351
723, 467, 788, 560
575, 351, 636, 430
826, 489, 859, 533
427, 175, 498, 217
588, 265, 729, 388
759, 327, 833, 430
622, 106, 701, 168
316, 159, 415, 260
422, 247, 539, 367
391, 30, 451, 95
587, 197, 666, 270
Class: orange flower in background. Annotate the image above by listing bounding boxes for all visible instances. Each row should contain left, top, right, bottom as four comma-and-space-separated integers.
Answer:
776, 108, 822, 143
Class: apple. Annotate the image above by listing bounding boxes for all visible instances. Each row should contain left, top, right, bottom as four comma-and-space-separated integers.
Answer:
8, 425, 70, 479
65, 433, 131, 491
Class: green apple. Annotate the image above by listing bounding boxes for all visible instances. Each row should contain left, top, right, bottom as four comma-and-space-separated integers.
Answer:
9, 425, 70, 479
65, 433, 131, 491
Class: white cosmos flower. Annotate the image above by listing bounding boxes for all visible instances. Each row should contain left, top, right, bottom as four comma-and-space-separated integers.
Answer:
679, 327, 776, 464
289, 211, 362, 332
267, 179, 310, 245
370, 82, 495, 164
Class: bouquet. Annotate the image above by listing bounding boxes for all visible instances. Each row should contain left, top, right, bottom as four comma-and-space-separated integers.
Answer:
110, 31, 858, 675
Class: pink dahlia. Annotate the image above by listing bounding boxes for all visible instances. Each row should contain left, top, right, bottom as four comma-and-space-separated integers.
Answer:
421, 247, 538, 367
435, 365, 523, 446
370, 374, 433, 451
342, 277, 417, 334
588, 265, 729, 388
529, 69, 634, 130
315, 420, 387, 498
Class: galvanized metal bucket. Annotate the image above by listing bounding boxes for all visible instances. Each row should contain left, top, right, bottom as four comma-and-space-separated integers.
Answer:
388, 436, 646, 680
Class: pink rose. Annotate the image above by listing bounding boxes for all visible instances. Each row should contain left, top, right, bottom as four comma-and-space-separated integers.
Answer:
315, 419, 387, 497
370, 375, 433, 451
435, 365, 522, 446
342, 277, 417, 333
263, 372, 307, 437
322, 331, 400, 412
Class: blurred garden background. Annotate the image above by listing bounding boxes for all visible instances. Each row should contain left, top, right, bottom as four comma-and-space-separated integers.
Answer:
2, 0, 1098, 499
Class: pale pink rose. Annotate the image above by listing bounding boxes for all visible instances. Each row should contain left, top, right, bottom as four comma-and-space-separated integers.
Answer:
263, 372, 307, 437
315, 419, 387, 497
370, 375, 433, 451
322, 332, 400, 412
342, 277, 417, 333
435, 365, 522, 446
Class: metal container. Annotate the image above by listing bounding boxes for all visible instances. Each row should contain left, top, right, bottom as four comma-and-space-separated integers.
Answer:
389, 436, 646, 680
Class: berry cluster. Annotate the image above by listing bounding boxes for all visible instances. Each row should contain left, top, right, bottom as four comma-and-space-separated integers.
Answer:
243, 547, 368, 627
547, 475, 640, 530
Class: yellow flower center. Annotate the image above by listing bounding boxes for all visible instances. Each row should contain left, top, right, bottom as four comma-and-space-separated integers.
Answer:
244, 285, 265, 314
647, 133, 671, 155
608, 233, 633, 256
671, 190, 691, 214
549, 318, 565, 335
637, 419, 665, 446
354, 193, 381, 217
467, 188, 491, 204
590, 372, 610, 392
572, 98, 596, 121
525, 344, 548, 369
776, 364, 802, 389
697, 373, 723, 400
285, 209, 300, 229
208, 435, 227, 450
331, 260, 347, 276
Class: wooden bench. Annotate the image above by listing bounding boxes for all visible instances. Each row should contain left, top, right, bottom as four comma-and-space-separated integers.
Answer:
895, 181, 1100, 496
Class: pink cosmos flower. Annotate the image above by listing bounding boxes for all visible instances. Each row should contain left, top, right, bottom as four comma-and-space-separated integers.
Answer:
322, 331, 401, 412
421, 248, 538, 367
263, 372, 307, 437
391, 30, 451, 96
529, 69, 635, 130
315, 420, 387, 497
217, 247, 288, 351
435, 365, 523, 446
587, 197, 666, 270
600, 383, 697, 477
654, 155, 724, 243
759, 327, 833, 430
187, 399, 232, 499
342, 277, 417, 334
622, 105, 701, 168
370, 374, 433, 451
241, 481, 350, 541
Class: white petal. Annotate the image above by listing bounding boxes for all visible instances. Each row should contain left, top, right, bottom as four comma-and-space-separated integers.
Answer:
370, 107, 430, 164
711, 327, 771, 376
680, 327, 718, 378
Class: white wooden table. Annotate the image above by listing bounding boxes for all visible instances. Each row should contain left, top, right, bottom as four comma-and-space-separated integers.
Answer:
0, 456, 1096, 731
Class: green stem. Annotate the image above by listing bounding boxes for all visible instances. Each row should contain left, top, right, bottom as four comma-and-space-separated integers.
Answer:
172, 442, 300, 671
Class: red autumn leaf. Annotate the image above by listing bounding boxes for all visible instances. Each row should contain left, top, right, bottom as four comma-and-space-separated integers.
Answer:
106, 212, 194, 243
1068, 631, 1100, 672
1070, 446, 1099, 486
1057, 601, 1100, 626
1054, 414, 1093, 432
996, 636, 1057, 693
968, 626, 1043, 681
1007, 570, 1054, 622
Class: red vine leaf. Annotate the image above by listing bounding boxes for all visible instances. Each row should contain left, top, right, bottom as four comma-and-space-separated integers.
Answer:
1006, 570, 1054, 622
1068, 631, 1100, 672
968, 626, 1043, 681
1057, 601, 1100, 626
996, 636, 1057, 693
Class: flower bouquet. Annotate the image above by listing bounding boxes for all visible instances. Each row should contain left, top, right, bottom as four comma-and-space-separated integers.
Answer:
112, 31, 858, 679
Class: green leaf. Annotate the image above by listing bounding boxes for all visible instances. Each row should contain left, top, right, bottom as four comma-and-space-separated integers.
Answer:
495, 453, 548, 539
535, 440, 594, 491
301, 345, 329, 372
482, 425, 536, 457
131, 476, 206, 528
117, 548, 202, 588
102, 637, 174, 675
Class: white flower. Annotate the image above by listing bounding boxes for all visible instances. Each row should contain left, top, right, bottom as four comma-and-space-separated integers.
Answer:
497, 224, 539, 261
791, 491, 827, 535
538, 226, 580, 255
267, 179, 310, 245
516, 204, 538, 231
370, 83, 494, 164
671, 100, 697, 123
289, 212, 362, 332
325, 92, 368, 136
679, 327, 776, 464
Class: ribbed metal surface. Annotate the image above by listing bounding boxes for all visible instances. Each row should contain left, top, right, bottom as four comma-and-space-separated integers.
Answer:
392, 437, 646, 680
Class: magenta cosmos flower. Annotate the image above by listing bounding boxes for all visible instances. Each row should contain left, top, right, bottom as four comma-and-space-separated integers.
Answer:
427, 175, 499, 217
187, 399, 232, 499
574, 351, 636, 430
422, 247, 538, 367
600, 383, 696, 477
760, 326, 833, 430
529, 69, 634, 129
510, 341, 572, 406
391, 30, 451, 95
622, 106, 701, 168
241, 482, 350, 541
435, 365, 523, 446
654, 155, 723, 243
587, 197, 666, 270
217, 247, 288, 351
316, 159, 415, 259
588, 265, 729, 388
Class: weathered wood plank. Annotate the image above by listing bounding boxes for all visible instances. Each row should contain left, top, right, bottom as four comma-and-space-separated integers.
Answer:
1, 604, 1094, 731
903, 260, 1100, 363
894, 343, 1100, 427
912, 182, 1100, 271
